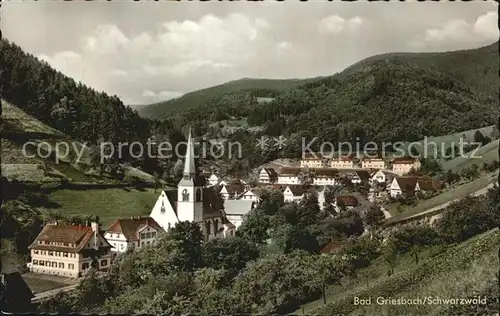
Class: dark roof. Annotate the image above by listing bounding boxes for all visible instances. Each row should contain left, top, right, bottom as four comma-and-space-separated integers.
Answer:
336, 195, 359, 207
286, 185, 307, 196
279, 167, 302, 176
106, 217, 164, 241
221, 183, 246, 195
355, 170, 371, 181
363, 151, 384, 160
312, 168, 339, 178
202, 186, 225, 219
263, 168, 278, 178
416, 179, 441, 191
302, 153, 325, 160
394, 176, 419, 193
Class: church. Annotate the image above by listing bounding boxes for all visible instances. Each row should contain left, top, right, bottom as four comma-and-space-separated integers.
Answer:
149, 128, 236, 240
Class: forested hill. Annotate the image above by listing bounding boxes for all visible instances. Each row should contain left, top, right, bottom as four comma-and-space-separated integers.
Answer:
164, 42, 498, 151
339, 42, 498, 100
139, 77, 318, 118
0, 39, 152, 148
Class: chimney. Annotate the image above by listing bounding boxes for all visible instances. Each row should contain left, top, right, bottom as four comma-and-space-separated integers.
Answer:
91, 218, 100, 250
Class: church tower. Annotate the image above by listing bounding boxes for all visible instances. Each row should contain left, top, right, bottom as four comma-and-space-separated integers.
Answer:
177, 128, 204, 223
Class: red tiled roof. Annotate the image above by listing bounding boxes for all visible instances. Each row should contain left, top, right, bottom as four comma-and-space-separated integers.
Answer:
28, 223, 109, 253
336, 195, 359, 207
106, 217, 164, 242
393, 156, 418, 164
320, 240, 346, 254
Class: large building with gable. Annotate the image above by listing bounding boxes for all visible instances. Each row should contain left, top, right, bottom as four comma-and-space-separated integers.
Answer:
149, 128, 236, 240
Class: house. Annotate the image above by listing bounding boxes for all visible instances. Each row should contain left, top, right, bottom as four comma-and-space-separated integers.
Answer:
300, 153, 326, 168
320, 240, 347, 255
207, 173, 220, 187
277, 167, 302, 185
258, 167, 278, 184
349, 170, 371, 184
237, 188, 265, 203
104, 216, 164, 253
219, 181, 246, 200
330, 154, 355, 169
361, 152, 385, 169
334, 195, 359, 212
311, 168, 338, 186
392, 156, 421, 175
219, 179, 247, 187
27, 219, 113, 278
223, 199, 256, 230
389, 176, 441, 198
283, 185, 307, 203
0, 270, 35, 312
370, 170, 396, 185
149, 128, 236, 241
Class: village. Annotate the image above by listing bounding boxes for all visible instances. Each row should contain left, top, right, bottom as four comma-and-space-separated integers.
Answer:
24, 130, 441, 283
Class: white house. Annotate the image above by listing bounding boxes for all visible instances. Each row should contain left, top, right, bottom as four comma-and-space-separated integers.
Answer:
207, 173, 220, 187
258, 168, 278, 184
283, 185, 306, 203
104, 217, 164, 253
312, 168, 338, 186
219, 179, 247, 187
223, 200, 256, 230
371, 170, 396, 185
277, 168, 302, 185
219, 181, 246, 200
388, 176, 440, 198
392, 157, 421, 175
361, 153, 386, 170
301, 153, 326, 168
237, 188, 265, 203
149, 128, 236, 241
330, 155, 355, 169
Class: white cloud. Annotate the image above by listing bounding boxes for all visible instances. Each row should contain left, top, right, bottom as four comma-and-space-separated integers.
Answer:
410, 11, 498, 49
473, 11, 498, 41
318, 15, 367, 35
142, 89, 183, 102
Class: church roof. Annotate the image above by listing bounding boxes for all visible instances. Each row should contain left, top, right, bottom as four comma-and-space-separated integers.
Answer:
183, 127, 196, 175
223, 199, 255, 216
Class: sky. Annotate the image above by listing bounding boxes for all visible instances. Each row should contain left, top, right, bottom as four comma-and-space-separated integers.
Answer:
2, 1, 498, 107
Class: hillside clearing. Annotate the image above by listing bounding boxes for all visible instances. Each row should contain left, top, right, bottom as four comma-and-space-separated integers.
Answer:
44, 187, 161, 227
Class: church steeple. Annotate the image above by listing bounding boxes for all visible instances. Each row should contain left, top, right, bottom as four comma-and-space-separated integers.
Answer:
183, 127, 196, 177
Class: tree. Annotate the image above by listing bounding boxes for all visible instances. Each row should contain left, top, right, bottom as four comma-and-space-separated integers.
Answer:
237, 208, 270, 245
153, 172, 160, 193
473, 130, 485, 145
362, 205, 385, 231
202, 236, 259, 276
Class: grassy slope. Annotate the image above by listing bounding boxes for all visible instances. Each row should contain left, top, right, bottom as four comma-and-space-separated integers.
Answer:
46, 187, 160, 227
2, 100, 163, 227
2, 100, 158, 184
294, 228, 499, 316
138, 78, 317, 118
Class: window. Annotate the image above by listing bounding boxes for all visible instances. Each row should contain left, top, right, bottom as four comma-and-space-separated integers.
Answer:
205, 221, 211, 235
68, 264, 74, 270
63, 252, 68, 258
120, 244, 124, 249
146, 232, 151, 238
146, 241, 150, 246
45, 261, 50, 266
101, 260, 108, 267
58, 262, 64, 269
51, 262, 57, 268
213, 220, 219, 235
64, 243, 68, 246
182, 189, 189, 201
151, 232, 156, 238
33, 260, 38, 265
141, 242, 144, 246
33, 250, 39, 255
82, 263, 90, 270
48, 251, 54, 256
140, 233, 145, 239
195, 188, 201, 202
39, 261, 44, 266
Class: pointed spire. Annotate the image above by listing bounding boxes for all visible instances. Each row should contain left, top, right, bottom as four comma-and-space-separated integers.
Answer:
183, 127, 196, 176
